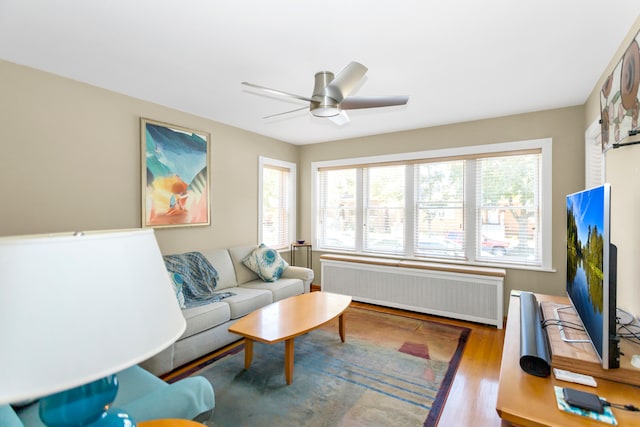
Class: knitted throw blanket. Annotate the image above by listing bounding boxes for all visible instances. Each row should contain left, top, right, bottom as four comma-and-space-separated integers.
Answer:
163, 251, 234, 308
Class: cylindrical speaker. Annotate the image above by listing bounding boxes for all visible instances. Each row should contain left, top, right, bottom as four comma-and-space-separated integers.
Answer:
519, 291, 551, 377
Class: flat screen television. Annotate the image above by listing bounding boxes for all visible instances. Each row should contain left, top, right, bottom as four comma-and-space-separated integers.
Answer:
566, 183, 619, 369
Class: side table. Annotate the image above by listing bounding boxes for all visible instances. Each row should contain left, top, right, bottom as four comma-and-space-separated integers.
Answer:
290, 242, 312, 268
138, 419, 205, 427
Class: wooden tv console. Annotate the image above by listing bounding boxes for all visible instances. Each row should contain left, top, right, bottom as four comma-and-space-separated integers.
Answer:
496, 293, 640, 426
539, 299, 640, 386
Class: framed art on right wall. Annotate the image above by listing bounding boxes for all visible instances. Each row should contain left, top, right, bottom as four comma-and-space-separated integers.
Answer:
600, 29, 640, 150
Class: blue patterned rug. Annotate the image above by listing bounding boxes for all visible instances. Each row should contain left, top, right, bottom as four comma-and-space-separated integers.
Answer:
182, 307, 470, 426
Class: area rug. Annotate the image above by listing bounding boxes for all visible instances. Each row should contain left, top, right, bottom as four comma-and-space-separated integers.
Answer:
182, 307, 470, 426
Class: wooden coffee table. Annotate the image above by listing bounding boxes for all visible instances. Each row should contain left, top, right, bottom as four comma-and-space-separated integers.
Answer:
228, 291, 352, 384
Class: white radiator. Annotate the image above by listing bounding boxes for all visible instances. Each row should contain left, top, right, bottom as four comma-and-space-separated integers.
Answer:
321, 257, 504, 328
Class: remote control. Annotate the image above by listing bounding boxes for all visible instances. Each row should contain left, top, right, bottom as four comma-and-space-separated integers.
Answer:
553, 368, 598, 387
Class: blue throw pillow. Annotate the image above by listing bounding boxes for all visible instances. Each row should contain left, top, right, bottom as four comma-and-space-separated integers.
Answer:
242, 244, 289, 282
169, 272, 187, 308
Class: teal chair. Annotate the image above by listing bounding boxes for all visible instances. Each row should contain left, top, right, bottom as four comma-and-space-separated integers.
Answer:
0, 366, 214, 426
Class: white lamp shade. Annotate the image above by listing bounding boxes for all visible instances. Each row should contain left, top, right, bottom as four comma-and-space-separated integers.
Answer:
0, 229, 186, 405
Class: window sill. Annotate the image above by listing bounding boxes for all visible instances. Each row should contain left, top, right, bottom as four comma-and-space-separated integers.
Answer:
315, 248, 556, 273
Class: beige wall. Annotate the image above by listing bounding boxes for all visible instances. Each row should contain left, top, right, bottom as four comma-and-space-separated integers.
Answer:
0, 58, 588, 310
606, 148, 640, 317
299, 106, 586, 301
3, 15, 638, 316
584, 16, 640, 317
0, 60, 298, 254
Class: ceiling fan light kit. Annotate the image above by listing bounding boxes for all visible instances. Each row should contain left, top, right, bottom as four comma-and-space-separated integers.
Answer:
310, 71, 341, 117
242, 61, 409, 125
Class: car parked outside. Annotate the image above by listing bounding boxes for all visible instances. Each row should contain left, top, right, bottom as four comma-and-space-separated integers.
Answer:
446, 231, 511, 256
416, 238, 463, 257
368, 238, 404, 252
481, 235, 510, 256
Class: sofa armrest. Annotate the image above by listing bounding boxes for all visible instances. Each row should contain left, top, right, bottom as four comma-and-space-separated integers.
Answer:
14, 367, 215, 426
281, 266, 314, 293
119, 376, 214, 422
0, 405, 24, 427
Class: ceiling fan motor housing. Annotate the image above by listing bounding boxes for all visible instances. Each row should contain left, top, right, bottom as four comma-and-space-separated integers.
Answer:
242, 61, 407, 123
311, 71, 341, 117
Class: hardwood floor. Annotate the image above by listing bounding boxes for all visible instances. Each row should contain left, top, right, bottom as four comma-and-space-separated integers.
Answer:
164, 298, 507, 426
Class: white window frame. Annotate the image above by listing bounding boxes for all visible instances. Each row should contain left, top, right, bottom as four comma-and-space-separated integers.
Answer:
258, 156, 296, 250
311, 138, 553, 271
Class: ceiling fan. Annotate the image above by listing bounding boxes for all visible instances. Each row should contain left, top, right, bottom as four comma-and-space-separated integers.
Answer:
241, 61, 409, 125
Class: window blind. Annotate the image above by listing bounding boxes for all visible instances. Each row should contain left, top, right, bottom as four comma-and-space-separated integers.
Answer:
586, 134, 604, 188
313, 140, 549, 269
475, 152, 541, 265
414, 160, 465, 259
317, 168, 357, 250
363, 165, 405, 254
261, 164, 291, 249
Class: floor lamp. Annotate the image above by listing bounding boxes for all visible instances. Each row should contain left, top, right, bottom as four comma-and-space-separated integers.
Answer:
0, 229, 186, 426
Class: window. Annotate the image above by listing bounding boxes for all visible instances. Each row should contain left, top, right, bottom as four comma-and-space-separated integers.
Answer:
475, 153, 541, 263
317, 168, 356, 250
259, 157, 296, 250
313, 139, 552, 270
415, 160, 464, 259
364, 165, 406, 254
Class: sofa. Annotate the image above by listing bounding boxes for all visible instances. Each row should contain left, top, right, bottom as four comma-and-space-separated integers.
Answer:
0, 365, 215, 426
140, 244, 314, 376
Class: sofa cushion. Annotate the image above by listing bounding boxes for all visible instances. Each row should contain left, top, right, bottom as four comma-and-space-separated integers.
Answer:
240, 278, 303, 302
200, 249, 238, 290
181, 301, 231, 339
228, 245, 260, 284
241, 244, 289, 282
221, 287, 273, 319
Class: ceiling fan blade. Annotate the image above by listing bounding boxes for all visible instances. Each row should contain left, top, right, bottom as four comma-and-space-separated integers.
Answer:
322, 62, 368, 102
328, 111, 350, 126
263, 106, 309, 119
241, 82, 315, 103
340, 95, 409, 110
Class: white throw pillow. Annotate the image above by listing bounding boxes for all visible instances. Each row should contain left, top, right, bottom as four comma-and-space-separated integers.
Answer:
242, 244, 289, 282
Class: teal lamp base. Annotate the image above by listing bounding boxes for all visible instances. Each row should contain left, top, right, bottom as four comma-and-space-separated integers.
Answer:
39, 375, 135, 427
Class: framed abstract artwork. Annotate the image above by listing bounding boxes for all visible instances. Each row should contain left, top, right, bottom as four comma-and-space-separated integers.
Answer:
141, 118, 211, 228
600, 29, 640, 150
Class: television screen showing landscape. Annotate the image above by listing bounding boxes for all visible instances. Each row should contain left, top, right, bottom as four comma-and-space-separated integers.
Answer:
566, 185, 606, 355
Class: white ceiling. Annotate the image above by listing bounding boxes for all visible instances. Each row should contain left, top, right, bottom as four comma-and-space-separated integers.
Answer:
0, 1, 638, 145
